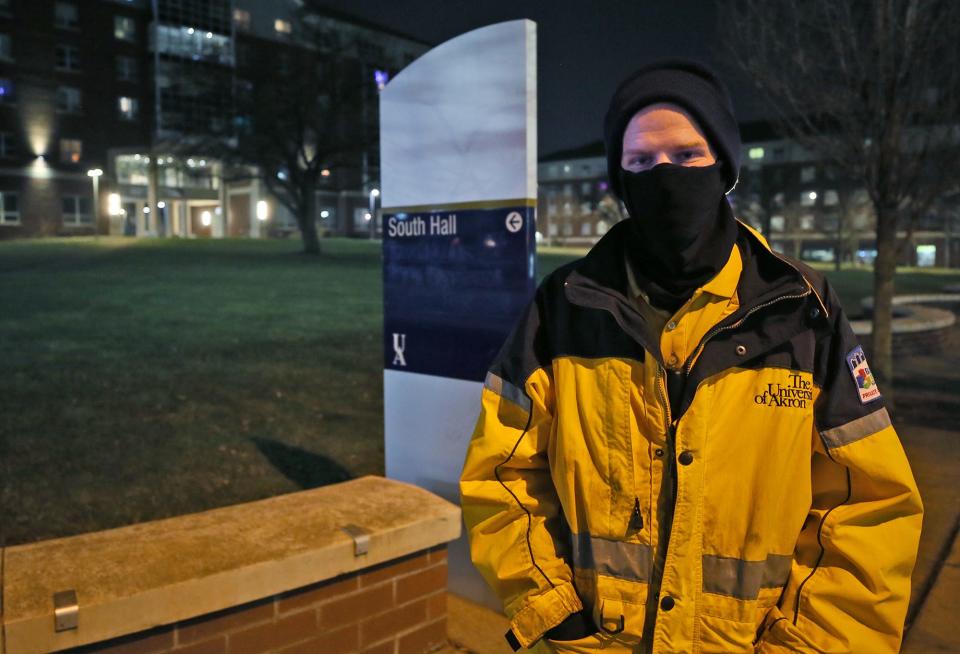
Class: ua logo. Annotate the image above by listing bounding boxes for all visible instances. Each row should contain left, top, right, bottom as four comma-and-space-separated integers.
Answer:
392, 333, 407, 367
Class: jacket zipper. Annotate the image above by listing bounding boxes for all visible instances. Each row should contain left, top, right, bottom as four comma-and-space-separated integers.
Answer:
630, 496, 643, 530
684, 288, 813, 376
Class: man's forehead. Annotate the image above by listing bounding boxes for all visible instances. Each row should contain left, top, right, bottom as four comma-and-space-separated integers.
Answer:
622, 102, 710, 146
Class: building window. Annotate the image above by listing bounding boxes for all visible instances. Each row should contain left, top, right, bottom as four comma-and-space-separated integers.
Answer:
118, 96, 138, 120
116, 55, 138, 81
0, 78, 14, 103
800, 165, 817, 183
580, 222, 592, 236
824, 189, 839, 206
62, 195, 92, 225
800, 190, 818, 207
0, 131, 13, 157
748, 147, 765, 160
54, 2, 79, 29
770, 215, 785, 232
114, 15, 136, 41
0, 191, 18, 224
56, 86, 82, 113
233, 8, 251, 31
274, 19, 291, 34
59, 138, 82, 163
0, 34, 11, 61
581, 182, 592, 195
55, 44, 81, 71
799, 214, 815, 230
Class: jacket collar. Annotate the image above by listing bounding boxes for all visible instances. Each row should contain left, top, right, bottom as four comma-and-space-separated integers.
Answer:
566, 217, 813, 315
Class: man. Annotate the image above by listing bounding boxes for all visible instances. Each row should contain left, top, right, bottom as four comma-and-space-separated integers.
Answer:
459, 60, 923, 653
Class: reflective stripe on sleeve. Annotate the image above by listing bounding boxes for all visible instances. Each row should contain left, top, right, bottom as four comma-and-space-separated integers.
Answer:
820, 407, 892, 449
571, 532, 652, 582
484, 371, 532, 412
701, 553, 793, 600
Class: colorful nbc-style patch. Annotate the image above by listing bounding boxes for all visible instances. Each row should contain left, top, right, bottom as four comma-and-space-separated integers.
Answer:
846, 345, 881, 403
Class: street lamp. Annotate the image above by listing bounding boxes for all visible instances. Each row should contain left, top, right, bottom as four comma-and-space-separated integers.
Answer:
87, 168, 103, 236
368, 188, 380, 239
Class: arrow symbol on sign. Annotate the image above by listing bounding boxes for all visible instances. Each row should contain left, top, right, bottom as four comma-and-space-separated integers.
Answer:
505, 211, 523, 233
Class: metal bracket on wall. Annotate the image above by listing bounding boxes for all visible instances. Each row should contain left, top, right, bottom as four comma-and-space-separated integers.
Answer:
340, 524, 370, 557
53, 589, 79, 632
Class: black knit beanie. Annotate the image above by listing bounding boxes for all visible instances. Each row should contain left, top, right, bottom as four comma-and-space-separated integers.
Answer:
604, 59, 741, 197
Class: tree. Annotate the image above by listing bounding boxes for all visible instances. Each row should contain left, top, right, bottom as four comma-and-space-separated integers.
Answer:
202, 5, 372, 254
722, 0, 960, 400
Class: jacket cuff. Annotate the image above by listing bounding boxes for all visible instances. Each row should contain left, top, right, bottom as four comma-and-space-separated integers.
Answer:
508, 582, 583, 649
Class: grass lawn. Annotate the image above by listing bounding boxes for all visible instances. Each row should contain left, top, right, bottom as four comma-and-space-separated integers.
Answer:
2, 236, 959, 546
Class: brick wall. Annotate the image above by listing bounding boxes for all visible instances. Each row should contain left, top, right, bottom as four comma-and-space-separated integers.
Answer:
65, 545, 449, 654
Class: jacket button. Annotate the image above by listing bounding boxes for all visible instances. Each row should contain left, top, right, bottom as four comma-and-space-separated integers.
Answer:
655, 448, 664, 458
678, 451, 694, 465
660, 596, 675, 611
735, 344, 747, 356
666, 320, 677, 331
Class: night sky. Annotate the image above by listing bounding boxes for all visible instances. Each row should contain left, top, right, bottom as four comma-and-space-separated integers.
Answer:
311, 0, 770, 156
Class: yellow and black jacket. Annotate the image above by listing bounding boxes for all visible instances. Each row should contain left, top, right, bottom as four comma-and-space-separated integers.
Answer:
460, 218, 923, 653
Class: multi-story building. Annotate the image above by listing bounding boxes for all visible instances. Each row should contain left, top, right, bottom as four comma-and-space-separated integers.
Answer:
0, 0, 428, 240
538, 121, 960, 267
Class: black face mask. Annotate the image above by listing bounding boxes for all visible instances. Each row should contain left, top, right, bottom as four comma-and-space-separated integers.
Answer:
618, 162, 738, 312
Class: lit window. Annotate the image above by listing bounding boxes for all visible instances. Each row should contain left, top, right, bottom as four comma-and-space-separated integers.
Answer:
0, 191, 19, 224
55, 44, 81, 71
0, 78, 14, 103
54, 2, 79, 29
748, 147, 764, 160
800, 165, 817, 183
114, 15, 136, 41
274, 19, 291, 34
824, 190, 839, 206
56, 86, 82, 113
799, 214, 815, 230
0, 131, 13, 157
59, 138, 82, 163
62, 195, 92, 225
770, 215, 785, 232
116, 56, 138, 82
233, 9, 251, 31
580, 222, 592, 236
0, 34, 11, 61
581, 182, 591, 195
118, 96, 138, 120
800, 190, 817, 207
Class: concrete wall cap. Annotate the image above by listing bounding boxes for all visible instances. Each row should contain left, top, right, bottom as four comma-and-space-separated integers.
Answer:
1, 476, 461, 654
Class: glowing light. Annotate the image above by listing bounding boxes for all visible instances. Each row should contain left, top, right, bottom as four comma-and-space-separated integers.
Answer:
364, 212, 372, 221
320, 169, 330, 177
187, 158, 195, 166
157, 201, 166, 209
142, 206, 150, 214
86, 168, 103, 177
198, 159, 206, 166
374, 69, 389, 91
256, 200, 268, 221
808, 191, 818, 200
205, 32, 213, 39
201, 210, 212, 227
320, 210, 330, 218
187, 27, 195, 34
748, 147, 765, 160
370, 188, 380, 198
108, 193, 122, 215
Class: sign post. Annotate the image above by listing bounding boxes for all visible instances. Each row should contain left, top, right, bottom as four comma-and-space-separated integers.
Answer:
380, 20, 537, 608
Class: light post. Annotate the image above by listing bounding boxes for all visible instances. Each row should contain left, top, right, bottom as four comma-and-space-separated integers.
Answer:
87, 168, 103, 237
368, 188, 380, 239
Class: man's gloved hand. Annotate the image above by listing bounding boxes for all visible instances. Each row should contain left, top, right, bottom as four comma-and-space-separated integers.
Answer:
544, 609, 598, 641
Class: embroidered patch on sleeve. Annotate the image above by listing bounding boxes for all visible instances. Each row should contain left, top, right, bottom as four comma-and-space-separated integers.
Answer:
846, 345, 881, 403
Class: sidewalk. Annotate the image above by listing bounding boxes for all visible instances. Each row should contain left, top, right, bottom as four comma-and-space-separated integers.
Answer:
902, 522, 960, 653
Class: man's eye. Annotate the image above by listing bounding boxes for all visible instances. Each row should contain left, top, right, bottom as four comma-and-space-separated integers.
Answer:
678, 150, 698, 160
